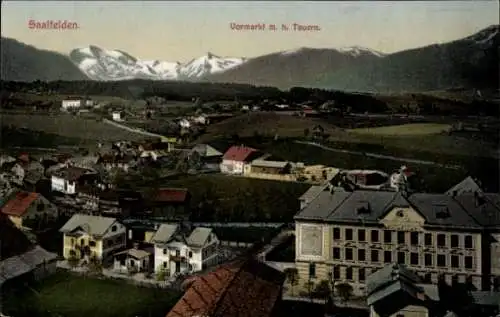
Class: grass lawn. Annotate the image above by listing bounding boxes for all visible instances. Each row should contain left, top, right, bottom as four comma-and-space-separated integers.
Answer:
347, 123, 452, 136
2, 271, 182, 317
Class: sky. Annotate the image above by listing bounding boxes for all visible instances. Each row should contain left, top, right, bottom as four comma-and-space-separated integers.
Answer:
1, 1, 498, 62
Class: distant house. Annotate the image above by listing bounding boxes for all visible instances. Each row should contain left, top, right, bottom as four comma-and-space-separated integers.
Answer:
220, 146, 260, 175
113, 243, 153, 274
112, 111, 123, 121
190, 144, 223, 171
139, 141, 173, 160
247, 159, 291, 175
59, 214, 126, 260
166, 258, 285, 317
0, 215, 57, 287
179, 119, 191, 129
97, 153, 136, 172
151, 224, 219, 276
148, 188, 190, 220
1, 191, 58, 229
51, 166, 98, 195
61, 100, 82, 111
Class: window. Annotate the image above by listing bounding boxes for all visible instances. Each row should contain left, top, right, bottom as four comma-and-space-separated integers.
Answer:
451, 255, 459, 268
37, 203, 44, 212
451, 235, 459, 248
437, 254, 446, 267
333, 228, 341, 240
120, 259, 126, 266
175, 250, 180, 257
333, 247, 341, 260
207, 235, 212, 243
410, 232, 419, 245
309, 263, 316, 278
397, 252, 406, 264
452, 275, 459, 287
189, 251, 193, 258
410, 253, 419, 265
346, 267, 353, 280
358, 249, 366, 261
384, 251, 392, 263
333, 266, 341, 279
437, 234, 446, 247
130, 259, 135, 266
424, 273, 432, 283
384, 230, 392, 243
107, 240, 113, 247
163, 249, 167, 255
371, 230, 379, 242
358, 229, 366, 242
464, 235, 473, 249
89, 241, 96, 247
359, 268, 366, 281
424, 233, 433, 246
111, 225, 117, 232
396, 315, 404, 317
465, 256, 473, 269
371, 250, 379, 262
345, 228, 353, 241
345, 248, 353, 261
163, 262, 167, 268
424, 253, 433, 266
397, 231, 406, 244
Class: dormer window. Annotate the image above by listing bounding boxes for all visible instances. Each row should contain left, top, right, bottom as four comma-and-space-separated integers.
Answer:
433, 204, 450, 219
356, 201, 371, 214
111, 225, 117, 232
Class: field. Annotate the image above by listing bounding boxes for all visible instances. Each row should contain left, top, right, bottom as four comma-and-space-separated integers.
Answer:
2, 271, 182, 317
347, 123, 451, 136
0, 113, 151, 143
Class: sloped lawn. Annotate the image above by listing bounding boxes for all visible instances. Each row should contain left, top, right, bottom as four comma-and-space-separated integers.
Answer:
2, 271, 182, 317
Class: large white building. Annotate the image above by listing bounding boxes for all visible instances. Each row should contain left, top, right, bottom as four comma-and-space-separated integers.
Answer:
150, 224, 219, 277
294, 180, 500, 295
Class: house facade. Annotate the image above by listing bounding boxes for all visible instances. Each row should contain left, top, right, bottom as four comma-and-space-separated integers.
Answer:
246, 160, 291, 175
61, 100, 82, 111
51, 166, 98, 195
220, 145, 259, 175
294, 187, 499, 296
1, 191, 58, 229
151, 224, 219, 276
59, 214, 126, 260
113, 246, 152, 273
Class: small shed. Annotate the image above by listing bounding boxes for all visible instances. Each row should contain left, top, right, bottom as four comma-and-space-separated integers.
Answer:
113, 246, 152, 273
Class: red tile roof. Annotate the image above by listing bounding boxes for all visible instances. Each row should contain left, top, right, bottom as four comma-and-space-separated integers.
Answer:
166, 258, 285, 317
222, 146, 257, 162
1, 192, 39, 217
18, 153, 30, 163
154, 188, 189, 203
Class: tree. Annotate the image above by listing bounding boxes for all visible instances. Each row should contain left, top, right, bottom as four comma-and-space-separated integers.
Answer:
304, 280, 315, 301
303, 128, 310, 138
283, 268, 299, 296
313, 279, 331, 300
87, 256, 103, 276
335, 282, 353, 302
156, 267, 168, 281
67, 253, 79, 270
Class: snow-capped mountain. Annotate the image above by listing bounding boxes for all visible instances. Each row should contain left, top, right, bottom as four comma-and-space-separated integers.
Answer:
337, 46, 386, 58
69, 46, 246, 81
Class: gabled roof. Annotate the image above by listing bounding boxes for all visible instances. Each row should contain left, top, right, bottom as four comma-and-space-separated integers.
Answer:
446, 176, 483, 196
192, 144, 223, 157
222, 146, 258, 162
299, 185, 327, 202
186, 227, 213, 247
1, 192, 39, 217
453, 193, 500, 227
367, 263, 422, 295
166, 258, 285, 317
59, 214, 118, 236
154, 188, 189, 203
151, 224, 179, 244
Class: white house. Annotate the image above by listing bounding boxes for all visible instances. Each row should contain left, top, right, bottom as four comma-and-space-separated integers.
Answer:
220, 145, 259, 175
61, 100, 82, 111
112, 111, 123, 121
150, 224, 219, 277
179, 119, 191, 129
59, 214, 127, 261
51, 166, 97, 195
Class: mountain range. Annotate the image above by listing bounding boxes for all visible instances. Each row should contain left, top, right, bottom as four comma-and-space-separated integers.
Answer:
1, 25, 498, 93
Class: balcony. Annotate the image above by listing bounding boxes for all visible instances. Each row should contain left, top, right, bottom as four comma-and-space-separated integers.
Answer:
170, 255, 187, 263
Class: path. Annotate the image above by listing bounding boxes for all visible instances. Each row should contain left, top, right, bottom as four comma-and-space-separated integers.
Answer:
295, 140, 462, 169
102, 119, 165, 139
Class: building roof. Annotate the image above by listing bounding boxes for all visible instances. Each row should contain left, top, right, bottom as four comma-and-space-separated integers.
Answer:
166, 258, 285, 317
470, 291, 500, 307
295, 189, 484, 229
114, 248, 151, 259
251, 160, 289, 169
53, 166, 96, 181
222, 146, 258, 162
154, 188, 189, 203
59, 214, 118, 236
446, 176, 483, 196
453, 193, 500, 227
186, 227, 213, 247
151, 224, 179, 244
1, 192, 39, 217
299, 185, 327, 202
192, 144, 223, 157
366, 263, 422, 296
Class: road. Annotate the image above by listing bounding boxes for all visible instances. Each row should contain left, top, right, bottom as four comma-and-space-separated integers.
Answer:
102, 119, 164, 139
295, 140, 462, 169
